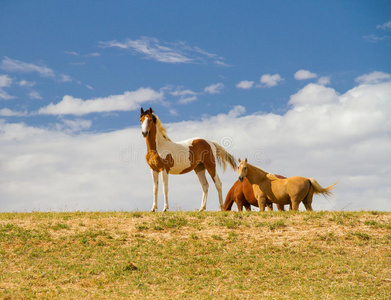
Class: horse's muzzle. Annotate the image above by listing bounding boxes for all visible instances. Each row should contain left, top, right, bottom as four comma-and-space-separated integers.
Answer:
142, 131, 149, 137
238, 176, 244, 182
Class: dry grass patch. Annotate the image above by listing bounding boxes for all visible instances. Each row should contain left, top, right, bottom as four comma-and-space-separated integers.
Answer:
0, 211, 390, 299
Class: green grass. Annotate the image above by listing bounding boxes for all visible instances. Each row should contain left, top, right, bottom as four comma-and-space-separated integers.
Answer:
0, 211, 390, 299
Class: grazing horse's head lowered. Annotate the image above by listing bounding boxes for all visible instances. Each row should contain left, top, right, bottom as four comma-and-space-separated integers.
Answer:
238, 158, 248, 182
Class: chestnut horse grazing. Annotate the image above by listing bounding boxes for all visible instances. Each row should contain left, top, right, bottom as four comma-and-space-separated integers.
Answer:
140, 107, 237, 212
224, 177, 287, 211
237, 158, 337, 211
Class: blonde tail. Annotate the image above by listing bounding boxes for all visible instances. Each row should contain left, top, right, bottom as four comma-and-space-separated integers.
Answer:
309, 178, 337, 199
212, 142, 237, 172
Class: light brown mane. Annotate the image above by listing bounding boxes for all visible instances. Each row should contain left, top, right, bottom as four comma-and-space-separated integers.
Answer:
154, 115, 171, 141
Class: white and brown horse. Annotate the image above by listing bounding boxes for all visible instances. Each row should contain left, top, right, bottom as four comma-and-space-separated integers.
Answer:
237, 158, 337, 211
140, 107, 237, 212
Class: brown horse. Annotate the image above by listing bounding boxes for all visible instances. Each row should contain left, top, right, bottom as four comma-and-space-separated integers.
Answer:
237, 158, 337, 211
224, 177, 287, 211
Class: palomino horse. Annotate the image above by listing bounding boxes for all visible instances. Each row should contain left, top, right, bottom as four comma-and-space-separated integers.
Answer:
224, 176, 287, 212
237, 158, 336, 211
140, 107, 237, 212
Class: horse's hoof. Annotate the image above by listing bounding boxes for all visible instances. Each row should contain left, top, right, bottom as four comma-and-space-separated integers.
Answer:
198, 207, 206, 212
162, 207, 168, 212
150, 208, 157, 212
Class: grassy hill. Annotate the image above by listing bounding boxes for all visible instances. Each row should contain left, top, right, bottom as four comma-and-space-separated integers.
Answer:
1, 211, 390, 299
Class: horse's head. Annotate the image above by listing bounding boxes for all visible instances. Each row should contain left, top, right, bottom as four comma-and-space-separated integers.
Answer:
140, 107, 157, 138
238, 158, 248, 182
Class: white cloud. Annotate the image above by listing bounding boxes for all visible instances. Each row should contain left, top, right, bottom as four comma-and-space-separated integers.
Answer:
99, 37, 227, 65
0, 108, 27, 116
0, 74, 14, 100
355, 71, 391, 85
0, 57, 73, 83
294, 69, 318, 80
376, 21, 391, 30
364, 34, 391, 42
59, 74, 72, 82
204, 83, 224, 94
288, 83, 339, 110
18, 80, 36, 87
38, 87, 163, 115
178, 96, 197, 104
86, 53, 101, 57
1, 57, 55, 78
169, 88, 198, 104
236, 80, 254, 89
317, 76, 331, 85
64, 51, 79, 56
259, 74, 284, 88
86, 85, 94, 90
54, 119, 92, 133
0, 74, 13, 88
1, 76, 390, 212
29, 90, 43, 100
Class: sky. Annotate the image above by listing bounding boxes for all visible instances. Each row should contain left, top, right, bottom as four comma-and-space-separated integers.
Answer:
1, 1, 391, 212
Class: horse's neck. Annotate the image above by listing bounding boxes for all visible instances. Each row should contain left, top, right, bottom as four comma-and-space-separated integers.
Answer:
146, 125, 173, 153
247, 164, 268, 184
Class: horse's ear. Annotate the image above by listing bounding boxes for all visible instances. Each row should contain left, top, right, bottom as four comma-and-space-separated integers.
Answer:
238, 158, 241, 163
244, 158, 247, 163
148, 107, 154, 114
140, 107, 145, 115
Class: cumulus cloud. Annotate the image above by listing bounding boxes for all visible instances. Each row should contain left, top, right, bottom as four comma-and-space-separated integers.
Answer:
294, 69, 318, 80
236, 80, 254, 89
204, 83, 224, 94
355, 71, 391, 85
1, 77, 390, 212
259, 74, 284, 88
100, 37, 227, 65
38, 87, 163, 115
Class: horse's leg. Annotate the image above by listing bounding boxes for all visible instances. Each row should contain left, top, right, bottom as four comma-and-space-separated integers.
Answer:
237, 198, 243, 212
253, 185, 267, 211
244, 204, 251, 211
266, 201, 274, 211
195, 164, 209, 211
291, 198, 300, 211
277, 204, 285, 211
213, 174, 224, 211
204, 162, 223, 211
302, 184, 314, 211
150, 169, 159, 212
162, 170, 169, 212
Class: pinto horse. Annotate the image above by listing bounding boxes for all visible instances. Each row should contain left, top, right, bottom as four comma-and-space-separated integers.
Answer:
140, 107, 237, 212
224, 177, 287, 212
237, 158, 337, 211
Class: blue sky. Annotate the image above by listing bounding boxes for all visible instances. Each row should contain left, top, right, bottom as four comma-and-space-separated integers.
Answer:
1, 1, 390, 131
1, 1, 391, 212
